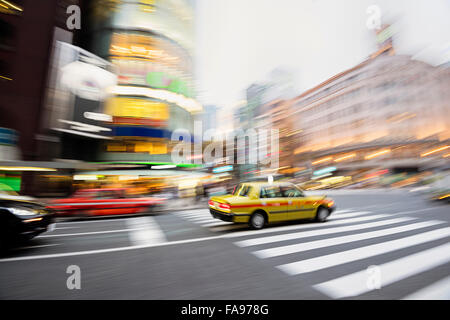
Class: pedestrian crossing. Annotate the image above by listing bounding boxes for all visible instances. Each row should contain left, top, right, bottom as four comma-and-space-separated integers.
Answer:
226, 208, 450, 299
174, 208, 382, 230
173, 209, 235, 228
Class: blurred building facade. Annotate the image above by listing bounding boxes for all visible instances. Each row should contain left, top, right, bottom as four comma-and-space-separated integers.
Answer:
288, 31, 450, 175
255, 99, 294, 169
0, 0, 87, 194
83, 0, 201, 163
0, 0, 82, 162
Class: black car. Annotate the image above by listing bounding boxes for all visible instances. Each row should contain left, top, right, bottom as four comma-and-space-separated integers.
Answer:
0, 191, 55, 250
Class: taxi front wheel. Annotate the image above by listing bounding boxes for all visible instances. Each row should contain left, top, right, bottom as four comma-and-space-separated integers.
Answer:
249, 212, 266, 230
315, 207, 329, 222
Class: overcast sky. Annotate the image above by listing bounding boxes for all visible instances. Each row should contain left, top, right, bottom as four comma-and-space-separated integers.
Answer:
194, 0, 450, 111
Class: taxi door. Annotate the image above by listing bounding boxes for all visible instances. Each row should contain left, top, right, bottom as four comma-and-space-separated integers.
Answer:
259, 185, 288, 222
282, 186, 316, 220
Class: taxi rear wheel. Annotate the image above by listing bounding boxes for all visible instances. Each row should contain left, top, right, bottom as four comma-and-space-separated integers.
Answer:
315, 207, 329, 222
249, 212, 266, 230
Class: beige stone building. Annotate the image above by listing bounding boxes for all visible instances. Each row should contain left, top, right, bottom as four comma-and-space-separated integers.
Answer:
286, 47, 450, 172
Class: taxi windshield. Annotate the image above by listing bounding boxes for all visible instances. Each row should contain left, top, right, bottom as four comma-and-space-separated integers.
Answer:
232, 184, 242, 195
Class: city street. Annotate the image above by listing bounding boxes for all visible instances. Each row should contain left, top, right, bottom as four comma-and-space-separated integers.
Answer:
0, 190, 449, 300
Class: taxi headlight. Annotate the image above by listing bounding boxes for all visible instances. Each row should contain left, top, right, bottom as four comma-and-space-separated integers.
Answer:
8, 207, 38, 216
324, 200, 334, 207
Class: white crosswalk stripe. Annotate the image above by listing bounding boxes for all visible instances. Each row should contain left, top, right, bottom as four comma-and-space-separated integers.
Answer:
332, 209, 354, 214
253, 220, 443, 258
277, 227, 450, 275
229, 209, 450, 299
125, 216, 167, 246
235, 216, 416, 247
402, 275, 450, 300
174, 209, 233, 227
330, 211, 372, 219
175, 208, 374, 229
314, 243, 450, 299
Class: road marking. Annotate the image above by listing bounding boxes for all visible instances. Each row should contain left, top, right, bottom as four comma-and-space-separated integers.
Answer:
402, 275, 450, 300
56, 219, 125, 225
176, 209, 209, 215
50, 201, 155, 206
180, 209, 381, 230
314, 242, 450, 299
178, 209, 206, 215
277, 227, 450, 275
188, 217, 216, 222
0, 217, 388, 262
235, 217, 416, 247
211, 224, 248, 232
37, 228, 143, 238
177, 212, 209, 218
202, 221, 233, 227
226, 213, 390, 240
333, 209, 354, 214
253, 220, 444, 258
4, 210, 444, 262
53, 226, 80, 230
327, 211, 371, 219
173, 210, 231, 226
126, 216, 167, 246
0, 235, 225, 262
409, 186, 431, 192
391, 207, 443, 215
11, 243, 61, 250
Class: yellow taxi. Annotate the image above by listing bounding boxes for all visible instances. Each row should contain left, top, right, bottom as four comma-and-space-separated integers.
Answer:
208, 182, 335, 229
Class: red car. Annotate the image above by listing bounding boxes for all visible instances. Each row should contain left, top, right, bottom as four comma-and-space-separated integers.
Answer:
47, 188, 166, 217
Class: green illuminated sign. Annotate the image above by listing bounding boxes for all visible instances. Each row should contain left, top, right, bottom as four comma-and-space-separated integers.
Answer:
146, 72, 192, 97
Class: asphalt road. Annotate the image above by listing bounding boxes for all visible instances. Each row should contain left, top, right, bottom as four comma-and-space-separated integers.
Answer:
0, 189, 449, 300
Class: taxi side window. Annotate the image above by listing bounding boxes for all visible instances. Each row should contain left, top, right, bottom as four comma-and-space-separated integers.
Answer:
280, 186, 304, 198
260, 186, 283, 198
233, 184, 242, 195
239, 186, 252, 197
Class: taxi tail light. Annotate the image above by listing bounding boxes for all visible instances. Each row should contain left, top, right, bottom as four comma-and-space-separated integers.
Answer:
208, 200, 215, 206
218, 203, 231, 210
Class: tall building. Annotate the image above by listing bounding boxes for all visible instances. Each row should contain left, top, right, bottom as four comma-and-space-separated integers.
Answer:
85, 0, 201, 162
0, 0, 82, 162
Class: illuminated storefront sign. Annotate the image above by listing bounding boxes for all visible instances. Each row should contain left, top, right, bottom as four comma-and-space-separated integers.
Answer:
107, 0, 194, 54
213, 165, 233, 173
107, 142, 167, 155
105, 97, 169, 126
146, 72, 190, 97
313, 167, 337, 176
109, 32, 194, 98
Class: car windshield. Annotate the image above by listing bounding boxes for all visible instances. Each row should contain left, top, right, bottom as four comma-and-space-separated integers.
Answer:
239, 186, 252, 197
232, 184, 242, 195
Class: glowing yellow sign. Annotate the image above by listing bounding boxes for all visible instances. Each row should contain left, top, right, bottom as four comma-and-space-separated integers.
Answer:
106, 97, 169, 120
